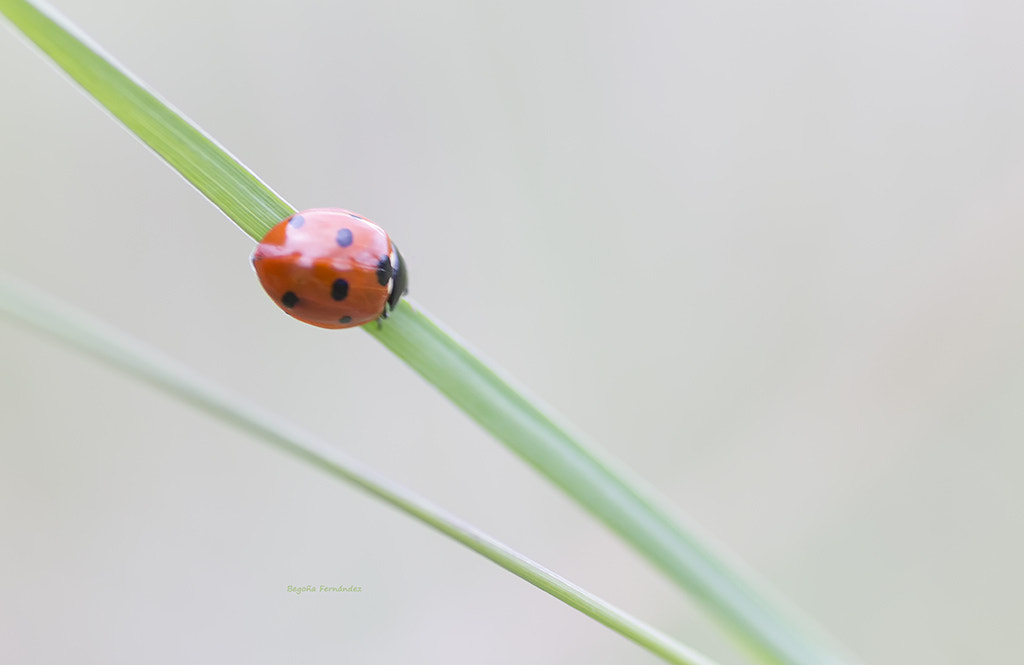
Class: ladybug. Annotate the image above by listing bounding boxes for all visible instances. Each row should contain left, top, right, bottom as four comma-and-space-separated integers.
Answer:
252, 208, 408, 329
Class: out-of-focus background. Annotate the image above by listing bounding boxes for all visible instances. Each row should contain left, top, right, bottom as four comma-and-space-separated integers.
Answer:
2, 1, 1023, 663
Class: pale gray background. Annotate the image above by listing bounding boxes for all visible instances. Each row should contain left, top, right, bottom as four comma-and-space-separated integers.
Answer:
2, 1, 1024, 663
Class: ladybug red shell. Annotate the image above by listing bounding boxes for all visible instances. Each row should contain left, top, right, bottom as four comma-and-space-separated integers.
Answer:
252, 208, 408, 329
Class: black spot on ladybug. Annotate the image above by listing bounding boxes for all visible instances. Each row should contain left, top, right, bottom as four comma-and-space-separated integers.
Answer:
288, 214, 305, 229
281, 291, 299, 308
339, 315, 352, 324
376, 255, 393, 286
336, 228, 354, 247
331, 279, 349, 301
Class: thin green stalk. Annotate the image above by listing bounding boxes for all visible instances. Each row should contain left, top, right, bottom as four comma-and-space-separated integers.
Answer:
0, 0, 292, 235
0, 2, 859, 665
0, 275, 715, 665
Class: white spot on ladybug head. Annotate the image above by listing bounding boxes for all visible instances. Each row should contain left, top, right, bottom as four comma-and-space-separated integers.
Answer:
386, 247, 398, 296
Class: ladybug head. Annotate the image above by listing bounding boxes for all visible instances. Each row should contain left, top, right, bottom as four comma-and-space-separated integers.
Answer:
387, 243, 409, 313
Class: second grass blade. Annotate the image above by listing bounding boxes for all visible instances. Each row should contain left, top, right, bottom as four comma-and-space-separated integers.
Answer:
0, 275, 718, 665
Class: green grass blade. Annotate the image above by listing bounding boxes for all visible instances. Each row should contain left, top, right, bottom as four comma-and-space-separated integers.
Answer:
0, 276, 716, 665
0, 0, 293, 237
0, 2, 859, 665
368, 301, 854, 665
